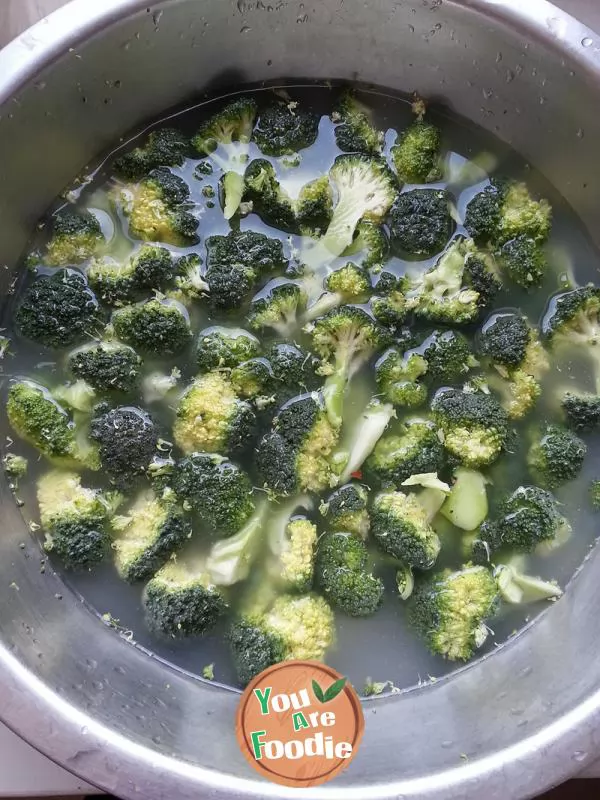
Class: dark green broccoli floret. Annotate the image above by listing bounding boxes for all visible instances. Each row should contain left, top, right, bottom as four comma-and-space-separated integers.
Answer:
464, 178, 551, 246
16, 270, 101, 349
173, 371, 255, 455
333, 90, 384, 155
114, 128, 189, 180
499, 235, 547, 288
321, 483, 370, 538
316, 531, 384, 616
172, 253, 208, 301
248, 279, 307, 337
173, 452, 255, 535
112, 298, 191, 355
38, 470, 119, 570
295, 176, 333, 237
88, 245, 175, 305
474, 485, 571, 558
243, 159, 297, 231
229, 618, 285, 686
561, 391, 600, 431
343, 221, 390, 270
390, 189, 454, 257
372, 490, 441, 569
365, 419, 445, 486
392, 119, 441, 183
231, 358, 274, 399
192, 96, 257, 157
256, 393, 340, 495
409, 566, 499, 661
375, 348, 428, 408
421, 329, 475, 383
195, 326, 260, 372
90, 405, 158, 489
67, 342, 142, 393
543, 286, 600, 381
527, 424, 586, 489
370, 272, 408, 329
254, 102, 319, 156
143, 559, 227, 638
45, 209, 104, 266
305, 263, 371, 321
269, 343, 316, 397
112, 492, 191, 582
478, 312, 530, 367
462, 249, 503, 310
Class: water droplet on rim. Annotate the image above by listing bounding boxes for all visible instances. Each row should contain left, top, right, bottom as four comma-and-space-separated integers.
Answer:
582, 37, 593, 47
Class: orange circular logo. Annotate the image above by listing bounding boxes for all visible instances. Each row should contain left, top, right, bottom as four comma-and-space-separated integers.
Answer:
236, 660, 364, 788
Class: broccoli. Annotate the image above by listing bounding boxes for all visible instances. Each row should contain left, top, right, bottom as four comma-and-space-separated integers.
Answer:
320, 483, 370, 539
543, 286, 600, 384
321, 155, 397, 257
408, 566, 499, 661
370, 272, 408, 329
256, 392, 341, 495
45, 208, 104, 266
248, 279, 307, 337
296, 176, 334, 237
7, 380, 97, 468
591, 480, 600, 509
494, 559, 563, 605
37, 470, 119, 570
465, 178, 551, 247
173, 371, 255, 455
229, 593, 334, 685
52, 379, 97, 413
112, 298, 191, 355
192, 96, 257, 161
371, 491, 441, 569
431, 387, 509, 468
2, 453, 28, 481
143, 557, 227, 638
527, 424, 586, 489
88, 245, 175, 305
172, 253, 209, 302
366, 419, 445, 487
304, 263, 371, 321
389, 189, 454, 257
114, 128, 189, 180
205, 229, 286, 310
316, 531, 384, 616
243, 159, 297, 231
391, 106, 442, 184
499, 235, 547, 288
462, 248, 503, 310
267, 500, 317, 592
375, 348, 428, 408
338, 396, 396, 484
478, 312, 530, 367
196, 326, 260, 372
90, 405, 158, 489
121, 168, 198, 245
173, 452, 255, 534
67, 342, 142, 393
343, 221, 390, 271
269, 343, 317, 398
231, 358, 274, 399
405, 237, 480, 324
253, 102, 319, 156
440, 468, 489, 531
421, 329, 476, 383
333, 90, 384, 155
16, 270, 101, 349
220, 170, 246, 220
561, 391, 600, 431
474, 485, 571, 559
111, 491, 191, 582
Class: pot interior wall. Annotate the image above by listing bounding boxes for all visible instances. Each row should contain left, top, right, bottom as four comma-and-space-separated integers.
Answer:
1, 1, 600, 798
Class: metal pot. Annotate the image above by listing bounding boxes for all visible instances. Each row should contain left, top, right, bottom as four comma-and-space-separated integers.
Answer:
1, 1, 600, 797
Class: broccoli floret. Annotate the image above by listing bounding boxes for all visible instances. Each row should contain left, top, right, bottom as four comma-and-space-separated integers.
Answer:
474, 485, 571, 558
114, 128, 189, 180
464, 178, 551, 246
229, 593, 334, 685
112, 298, 191, 355
90, 405, 158, 489
431, 387, 509, 467
372, 490, 441, 569
305, 263, 371, 321
478, 312, 530, 366
405, 237, 480, 324
3, 453, 28, 481
409, 566, 499, 660
320, 483, 370, 539
256, 393, 341, 495
205, 229, 286, 309
172, 253, 209, 301
499, 235, 547, 288
316, 531, 384, 616
45, 209, 104, 266
389, 189, 454, 257
243, 159, 297, 231
561, 391, 600, 431
591, 480, 600, 510
143, 558, 227, 638
111, 491, 191, 582
38, 470, 119, 570
527, 424, 586, 489
88, 245, 175, 305
121, 168, 198, 245
248, 279, 307, 337
67, 342, 142, 393
392, 119, 441, 184
322, 155, 397, 257
333, 90, 384, 155
375, 348, 428, 408
173, 371, 255, 455
543, 286, 600, 385
269, 343, 317, 398
296, 176, 333, 237
196, 326, 260, 372
365, 419, 445, 487
173, 452, 255, 534
192, 96, 257, 160
370, 272, 408, 329
231, 358, 274, 399
462, 249, 503, 310
254, 102, 319, 156
343, 221, 390, 270
267, 503, 318, 592
16, 270, 100, 349
421, 329, 476, 383
7, 381, 97, 468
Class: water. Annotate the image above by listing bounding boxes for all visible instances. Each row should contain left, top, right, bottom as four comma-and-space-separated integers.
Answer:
3, 83, 600, 693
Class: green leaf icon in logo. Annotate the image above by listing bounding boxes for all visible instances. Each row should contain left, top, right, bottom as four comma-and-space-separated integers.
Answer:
312, 676, 347, 703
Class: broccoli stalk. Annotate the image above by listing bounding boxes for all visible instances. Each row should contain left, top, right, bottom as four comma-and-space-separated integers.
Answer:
337, 397, 395, 484
440, 468, 489, 531
494, 557, 562, 605
206, 500, 270, 586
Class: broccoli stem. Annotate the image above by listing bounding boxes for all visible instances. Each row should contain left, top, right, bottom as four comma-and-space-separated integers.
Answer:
440, 469, 489, 531
495, 558, 562, 604
322, 369, 348, 429
338, 398, 395, 484
304, 291, 344, 322
206, 500, 269, 586
322, 195, 368, 257
222, 171, 245, 220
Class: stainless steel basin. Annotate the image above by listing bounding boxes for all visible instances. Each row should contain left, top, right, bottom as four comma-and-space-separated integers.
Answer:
1, 1, 600, 797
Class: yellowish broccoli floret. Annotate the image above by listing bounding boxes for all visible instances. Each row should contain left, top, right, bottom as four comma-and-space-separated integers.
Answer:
264, 594, 335, 662
279, 519, 318, 591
